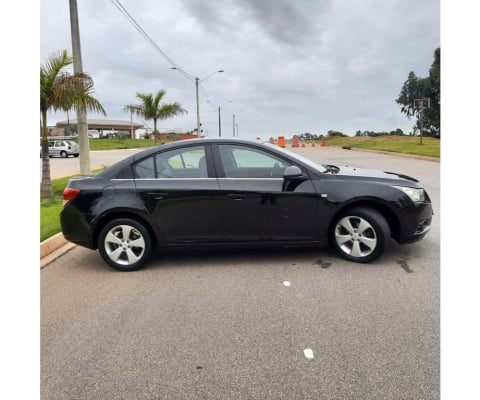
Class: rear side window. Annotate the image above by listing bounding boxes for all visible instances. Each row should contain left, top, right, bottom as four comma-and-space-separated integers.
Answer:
134, 146, 207, 179
115, 166, 134, 179
135, 156, 156, 179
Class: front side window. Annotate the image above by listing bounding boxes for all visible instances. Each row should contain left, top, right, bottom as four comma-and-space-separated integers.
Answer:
134, 146, 207, 179
219, 145, 290, 178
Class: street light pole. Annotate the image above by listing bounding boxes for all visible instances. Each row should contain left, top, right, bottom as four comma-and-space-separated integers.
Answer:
414, 98, 431, 145
171, 68, 223, 137
233, 113, 235, 136
218, 106, 222, 137
195, 77, 200, 136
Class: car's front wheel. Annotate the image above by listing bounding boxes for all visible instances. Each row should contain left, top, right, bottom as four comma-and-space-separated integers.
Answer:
330, 207, 390, 263
98, 218, 152, 271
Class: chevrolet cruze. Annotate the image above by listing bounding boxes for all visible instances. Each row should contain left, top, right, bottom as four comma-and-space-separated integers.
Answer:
60, 138, 433, 271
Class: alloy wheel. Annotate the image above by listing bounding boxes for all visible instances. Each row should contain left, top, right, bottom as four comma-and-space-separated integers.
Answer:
334, 215, 378, 258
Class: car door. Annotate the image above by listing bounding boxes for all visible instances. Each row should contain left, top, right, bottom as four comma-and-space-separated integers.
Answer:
133, 144, 223, 244
213, 143, 318, 243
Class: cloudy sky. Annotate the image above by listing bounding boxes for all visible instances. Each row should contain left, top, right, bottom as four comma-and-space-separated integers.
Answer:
40, 0, 439, 139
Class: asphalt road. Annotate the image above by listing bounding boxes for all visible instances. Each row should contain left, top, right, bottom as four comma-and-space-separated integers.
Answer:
41, 146, 440, 400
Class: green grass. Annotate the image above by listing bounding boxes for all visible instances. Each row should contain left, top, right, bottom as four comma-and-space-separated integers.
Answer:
40, 176, 71, 242
88, 138, 160, 151
83, 136, 441, 157
320, 136, 440, 158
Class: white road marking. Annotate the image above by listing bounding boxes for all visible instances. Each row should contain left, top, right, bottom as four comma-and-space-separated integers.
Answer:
304, 349, 314, 359
283, 281, 291, 286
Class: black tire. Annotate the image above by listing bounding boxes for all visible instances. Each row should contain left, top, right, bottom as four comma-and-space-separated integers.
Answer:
98, 218, 152, 271
330, 207, 391, 263
74, 153, 79, 157
60, 151, 67, 158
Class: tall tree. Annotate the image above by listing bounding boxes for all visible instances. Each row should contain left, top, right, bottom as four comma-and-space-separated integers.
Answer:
124, 91, 187, 142
40, 50, 106, 197
424, 48, 440, 136
396, 48, 440, 137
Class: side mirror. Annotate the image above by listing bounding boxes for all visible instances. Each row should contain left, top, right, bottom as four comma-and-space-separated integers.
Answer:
283, 165, 304, 180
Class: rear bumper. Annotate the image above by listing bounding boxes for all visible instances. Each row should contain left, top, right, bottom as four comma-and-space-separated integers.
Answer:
60, 207, 96, 249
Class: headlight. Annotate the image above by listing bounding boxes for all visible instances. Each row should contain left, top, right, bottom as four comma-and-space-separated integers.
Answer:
392, 186, 426, 202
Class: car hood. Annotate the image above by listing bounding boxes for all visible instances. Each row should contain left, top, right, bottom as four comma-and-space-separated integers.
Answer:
330, 165, 419, 183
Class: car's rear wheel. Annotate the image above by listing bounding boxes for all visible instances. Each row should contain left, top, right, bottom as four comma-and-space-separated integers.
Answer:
98, 218, 152, 271
330, 207, 390, 263
60, 151, 67, 158
73, 154, 79, 157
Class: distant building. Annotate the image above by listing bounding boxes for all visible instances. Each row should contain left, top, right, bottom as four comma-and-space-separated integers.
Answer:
55, 119, 144, 138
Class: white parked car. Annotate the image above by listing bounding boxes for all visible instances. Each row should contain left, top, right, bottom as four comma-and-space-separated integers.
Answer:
40, 139, 80, 158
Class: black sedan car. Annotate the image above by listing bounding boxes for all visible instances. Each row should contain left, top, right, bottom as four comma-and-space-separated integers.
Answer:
60, 138, 432, 271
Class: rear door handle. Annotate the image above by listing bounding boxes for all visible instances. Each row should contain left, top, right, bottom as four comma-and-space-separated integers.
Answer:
226, 193, 247, 200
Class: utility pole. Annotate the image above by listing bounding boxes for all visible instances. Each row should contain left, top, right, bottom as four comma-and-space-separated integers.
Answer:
69, 0, 90, 175
233, 113, 235, 136
130, 109, 134, 139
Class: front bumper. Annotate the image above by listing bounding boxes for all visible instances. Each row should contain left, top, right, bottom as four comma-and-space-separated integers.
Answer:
396, 202, 433, 244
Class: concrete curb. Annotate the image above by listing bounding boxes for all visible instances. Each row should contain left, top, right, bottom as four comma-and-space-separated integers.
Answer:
40, 233, 76, 269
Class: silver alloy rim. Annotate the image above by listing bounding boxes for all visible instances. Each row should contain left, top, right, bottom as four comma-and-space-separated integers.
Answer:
334, 216, 377, 258
104, 224, 146, 266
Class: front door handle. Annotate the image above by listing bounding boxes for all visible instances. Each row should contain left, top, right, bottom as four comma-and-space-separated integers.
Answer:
148, 192, 167, 200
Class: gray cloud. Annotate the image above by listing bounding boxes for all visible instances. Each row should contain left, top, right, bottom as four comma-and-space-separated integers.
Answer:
40, 0, 439, 138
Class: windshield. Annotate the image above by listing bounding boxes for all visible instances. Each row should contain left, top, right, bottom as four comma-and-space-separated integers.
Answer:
264, 143, 328, 173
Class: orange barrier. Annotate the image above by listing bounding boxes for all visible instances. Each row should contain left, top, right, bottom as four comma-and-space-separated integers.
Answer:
278, 136, 286, 148
292, 135, 299, 148
321, 137, 328, 147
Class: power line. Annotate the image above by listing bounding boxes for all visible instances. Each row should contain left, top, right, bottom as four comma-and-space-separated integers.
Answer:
110, 0, 194, 81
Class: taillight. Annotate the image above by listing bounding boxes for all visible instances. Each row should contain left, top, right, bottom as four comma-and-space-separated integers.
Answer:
63, 188, 80, 206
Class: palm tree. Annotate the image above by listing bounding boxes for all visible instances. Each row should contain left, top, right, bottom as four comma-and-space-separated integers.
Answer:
40, 50, 106, 198
124, 90, 187, 142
